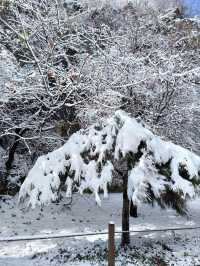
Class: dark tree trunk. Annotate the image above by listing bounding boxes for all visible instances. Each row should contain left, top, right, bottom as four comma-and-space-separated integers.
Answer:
121, 172, 130, 246
5, 128, 26, 172
130, 200, 138, 218
0, 176, 8, 195
0, 128, 26, 194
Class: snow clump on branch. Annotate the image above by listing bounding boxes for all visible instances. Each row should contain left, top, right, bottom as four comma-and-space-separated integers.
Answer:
19, 111, 200, 212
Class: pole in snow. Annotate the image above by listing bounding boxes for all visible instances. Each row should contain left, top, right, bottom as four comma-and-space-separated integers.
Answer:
108, 222, 115, 266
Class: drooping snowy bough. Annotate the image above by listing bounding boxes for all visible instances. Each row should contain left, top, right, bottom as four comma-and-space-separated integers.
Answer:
19, 111, 200, 245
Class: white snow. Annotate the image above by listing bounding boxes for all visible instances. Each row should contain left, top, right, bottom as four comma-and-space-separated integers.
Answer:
114, 112, 153, 158
1, 194, 200, 265
19, 111, 200, 210
83, 0, 182, 10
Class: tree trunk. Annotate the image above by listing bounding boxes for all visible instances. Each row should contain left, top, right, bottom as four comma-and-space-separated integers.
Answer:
121, 172, 130, 246
0, 128, 26, 195
0, 176, 8, 195
5, 128, 22, 171
130, 200, 138, 218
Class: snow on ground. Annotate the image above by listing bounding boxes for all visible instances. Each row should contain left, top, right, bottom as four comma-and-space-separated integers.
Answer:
0, 193, 200, 265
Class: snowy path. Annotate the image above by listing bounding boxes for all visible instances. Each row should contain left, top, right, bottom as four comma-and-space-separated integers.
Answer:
0, 194, 200, 265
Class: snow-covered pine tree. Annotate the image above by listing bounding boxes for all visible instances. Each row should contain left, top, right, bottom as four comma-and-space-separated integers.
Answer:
19, 111, 200, 245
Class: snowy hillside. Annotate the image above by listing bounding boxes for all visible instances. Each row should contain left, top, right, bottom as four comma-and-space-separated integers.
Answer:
1, 0, 200, 196
0, 0, 200, 265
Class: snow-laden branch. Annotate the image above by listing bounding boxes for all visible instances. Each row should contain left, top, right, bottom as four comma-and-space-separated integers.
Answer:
19, 111, 200, 213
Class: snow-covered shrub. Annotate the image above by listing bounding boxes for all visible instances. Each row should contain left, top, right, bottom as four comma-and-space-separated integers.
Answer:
19, 111, 200, 214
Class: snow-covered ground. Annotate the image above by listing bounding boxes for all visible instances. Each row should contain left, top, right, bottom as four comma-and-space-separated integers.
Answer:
0, 193, 200, 265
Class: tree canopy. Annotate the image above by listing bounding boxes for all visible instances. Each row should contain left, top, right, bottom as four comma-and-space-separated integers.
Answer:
19, 111, 200, 214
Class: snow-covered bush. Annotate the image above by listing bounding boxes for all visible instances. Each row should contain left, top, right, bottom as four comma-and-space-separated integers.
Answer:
19, 111, 200, 213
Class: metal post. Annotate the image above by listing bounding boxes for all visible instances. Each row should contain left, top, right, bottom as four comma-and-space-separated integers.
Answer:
108, 222, 115, 266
